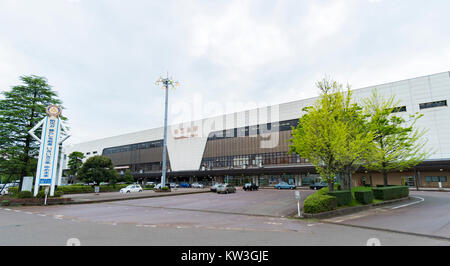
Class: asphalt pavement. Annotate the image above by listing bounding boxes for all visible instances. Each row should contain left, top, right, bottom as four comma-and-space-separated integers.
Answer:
1, 189, 449, 246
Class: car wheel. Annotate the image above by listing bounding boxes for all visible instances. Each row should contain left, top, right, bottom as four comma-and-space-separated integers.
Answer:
139, 190, 142, 192
126, 191, 130, 193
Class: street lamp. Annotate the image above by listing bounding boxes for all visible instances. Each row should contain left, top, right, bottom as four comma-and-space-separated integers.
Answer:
155, 74, 179, 188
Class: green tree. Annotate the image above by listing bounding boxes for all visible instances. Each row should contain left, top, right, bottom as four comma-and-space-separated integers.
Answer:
77, 156, 119, 185
122, 169, 135, 184
0, 75, 66, 191
364, 90, 429, 186
289, 79, 373, 191
67, 151, 85, 184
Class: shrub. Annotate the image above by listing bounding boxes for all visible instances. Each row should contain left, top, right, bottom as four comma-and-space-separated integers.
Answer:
355, 190, 374, 205
55, 184, 128, 194
327, 190, 352, 206
17, 191, 33, 198
303, 193, 337, 214
154, 186, 171, 192
7, 187, 19, 196
372, 186, 409, 201
1, 200, 10, 206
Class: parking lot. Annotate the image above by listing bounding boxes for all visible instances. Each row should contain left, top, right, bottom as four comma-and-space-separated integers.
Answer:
2, 188, 450, 245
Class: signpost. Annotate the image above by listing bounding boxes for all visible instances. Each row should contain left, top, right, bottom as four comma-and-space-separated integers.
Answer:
28, 105, 70, 197
295, 190, 302, 218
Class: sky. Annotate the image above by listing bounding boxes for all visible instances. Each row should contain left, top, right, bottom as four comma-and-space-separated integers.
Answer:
1, 0, 449, 145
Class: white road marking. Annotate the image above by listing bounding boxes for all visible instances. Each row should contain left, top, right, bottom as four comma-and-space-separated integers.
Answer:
391, 196, 425, 209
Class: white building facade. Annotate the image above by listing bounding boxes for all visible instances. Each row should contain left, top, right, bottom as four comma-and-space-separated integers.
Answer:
64, 72, 450, 188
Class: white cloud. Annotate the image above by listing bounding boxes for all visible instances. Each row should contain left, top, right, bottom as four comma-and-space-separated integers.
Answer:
0, 0, 449, 144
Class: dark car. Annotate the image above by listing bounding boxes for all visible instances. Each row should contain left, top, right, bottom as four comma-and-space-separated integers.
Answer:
243, 183, 259, 191
309, 181, 328, 190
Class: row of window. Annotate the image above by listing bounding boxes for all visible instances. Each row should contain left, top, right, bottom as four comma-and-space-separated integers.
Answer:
207, 119, 299, 140
419, 100, 447, 110
120, 161, 171, 174
200, 152, 307, 169
103, 140, 164, 155
424, 176, 447, 182
85, 151, 98, 156
390, 99, 447, 113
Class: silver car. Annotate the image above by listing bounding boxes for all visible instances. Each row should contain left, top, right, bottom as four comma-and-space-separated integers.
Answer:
216, 184, 236, 194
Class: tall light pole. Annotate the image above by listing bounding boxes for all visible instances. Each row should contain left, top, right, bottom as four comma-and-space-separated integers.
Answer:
155, 74, 179, 188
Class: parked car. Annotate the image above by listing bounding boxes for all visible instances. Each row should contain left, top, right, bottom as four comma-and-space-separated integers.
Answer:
216, 184, 236, 194
243, 183, 259, 191
120, 184, 143, 193
154, 183, 170, 189
309, 181, 328, 190
0, 187, 8, 196
274, 182, 296, 190
191, 182, 204, 188
210, 183, 222, 192
179, 183, 190, 188
169, 183, 179, 188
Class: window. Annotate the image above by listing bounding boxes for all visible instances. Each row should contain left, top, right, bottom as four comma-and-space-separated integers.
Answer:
425, 176, 447, 182
392, 106, 407, 113
419, 100, 447, 110
93, 151, 97, 154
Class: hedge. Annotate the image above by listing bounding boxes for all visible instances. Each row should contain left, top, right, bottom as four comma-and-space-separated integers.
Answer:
355, 190, 374, 205
327, 190, 352, 206
56, 184, 128, 194
5, 184, 129, 197
372, 186, 409, 201
303, 193, 337, 214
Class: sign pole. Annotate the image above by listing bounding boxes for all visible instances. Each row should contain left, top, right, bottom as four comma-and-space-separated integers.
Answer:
295, 190, 302, 218
28, 105, 70, 198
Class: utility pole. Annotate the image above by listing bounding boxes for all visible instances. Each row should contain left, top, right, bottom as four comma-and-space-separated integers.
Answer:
155, 74, 179, 188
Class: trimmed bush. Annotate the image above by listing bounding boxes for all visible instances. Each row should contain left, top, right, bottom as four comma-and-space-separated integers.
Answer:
55, 184, 128, 194
303, 193, 337, 214
372, 186, 409, 201
7, 187, 19, 196
327, 190, 352, 206
17, 191, 33, 198
355, 190, 374, 205
1, 200, 10, 206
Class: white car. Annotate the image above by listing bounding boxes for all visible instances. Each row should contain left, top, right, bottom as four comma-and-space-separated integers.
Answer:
169, 183, 179, 188
191, 182, 204, 188
0, 187, 8, 196
0, 183, 17, 195
120, 184, 143, 193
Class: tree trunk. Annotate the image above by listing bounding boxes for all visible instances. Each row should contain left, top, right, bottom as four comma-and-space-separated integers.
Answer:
328, 176, 334, 192
369, 173, 373, 187
347, 170, 352, 190
383, 170, 388, 186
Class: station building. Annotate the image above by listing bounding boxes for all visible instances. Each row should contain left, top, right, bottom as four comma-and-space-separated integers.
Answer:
63, 71, 450, 188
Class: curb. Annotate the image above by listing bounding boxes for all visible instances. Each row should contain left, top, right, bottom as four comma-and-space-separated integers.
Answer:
300, 197, 411, 219
59, 190, 213, 205
320, 221, 450, 242
5, 190, 213, 206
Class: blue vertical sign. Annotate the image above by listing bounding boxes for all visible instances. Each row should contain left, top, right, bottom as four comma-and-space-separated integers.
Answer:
36, 116, 60, 186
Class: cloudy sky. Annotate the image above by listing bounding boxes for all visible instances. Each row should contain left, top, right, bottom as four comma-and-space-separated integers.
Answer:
1, 0, 449, 145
